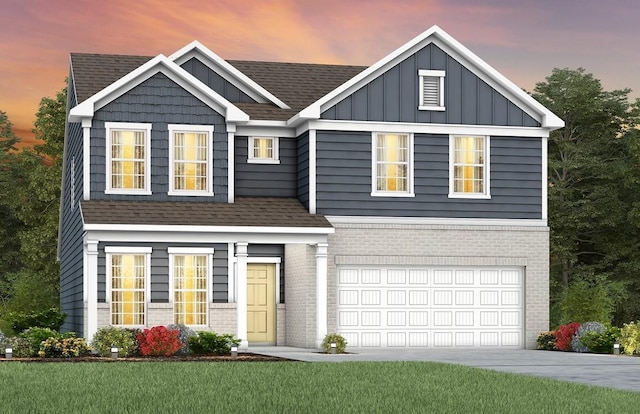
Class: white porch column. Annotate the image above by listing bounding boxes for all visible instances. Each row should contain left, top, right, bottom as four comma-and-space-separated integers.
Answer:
85, 238, 99, 341
235, 242, 249, 349
315, 243, 328, 349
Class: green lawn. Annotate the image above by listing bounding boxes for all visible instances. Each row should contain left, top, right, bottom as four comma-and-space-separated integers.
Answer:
0, 361, 638, 413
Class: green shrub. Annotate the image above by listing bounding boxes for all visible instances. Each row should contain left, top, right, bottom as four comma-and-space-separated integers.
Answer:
5, 337, 32, 357
571, 321, 606, 353
321, 333, 347, 354
166, 324, 196, 354
558, 280, 613, 325
8, 307, 66, 333
0, 330, 6, 348
619, 321, 640, 356
19, 327, 65, 356
38, 337, 92, 358
536, 331, 558, 350
581, 326, 621, 354
91, 326, 137, 357
188, 331, 240, 355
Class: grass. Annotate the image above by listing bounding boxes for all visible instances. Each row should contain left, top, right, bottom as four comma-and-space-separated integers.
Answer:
0, 361, 638, 413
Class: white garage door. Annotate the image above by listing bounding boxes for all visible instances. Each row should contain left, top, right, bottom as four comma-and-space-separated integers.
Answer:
336, 266, 523, 348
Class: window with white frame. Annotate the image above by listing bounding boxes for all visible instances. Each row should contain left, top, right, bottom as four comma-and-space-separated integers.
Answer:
106, 247, 151, 326
372, 133, 414, 196
449, 135, 490, 198
169, 248, 213, 326
169, 125, 214, 196
418, 70, 445, 111
105, 122, 152, 194
248, 137, 279, 164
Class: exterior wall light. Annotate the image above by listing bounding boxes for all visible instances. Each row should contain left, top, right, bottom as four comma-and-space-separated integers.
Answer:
111, 345, 119, 360
613, 342, 621, 355
231, 344, 238, 358
4, 346, 12, 360
330, 341, 337, 354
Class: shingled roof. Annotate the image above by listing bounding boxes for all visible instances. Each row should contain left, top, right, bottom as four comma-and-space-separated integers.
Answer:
69, 53, 365, 121
81, 197, 333, 228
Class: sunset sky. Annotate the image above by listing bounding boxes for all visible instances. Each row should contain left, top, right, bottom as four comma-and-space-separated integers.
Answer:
1, 0, 638, 146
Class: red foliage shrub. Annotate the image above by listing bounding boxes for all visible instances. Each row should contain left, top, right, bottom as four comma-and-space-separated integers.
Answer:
554, 322, 581, 351
136, 326, 183, 356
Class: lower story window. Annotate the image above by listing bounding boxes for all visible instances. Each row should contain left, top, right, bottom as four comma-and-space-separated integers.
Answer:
170, 249, 212, 326
109, 253, 147, 326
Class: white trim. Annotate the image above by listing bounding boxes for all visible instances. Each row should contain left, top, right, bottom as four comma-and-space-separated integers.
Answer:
246, 258, 282, 304
237, 124, 296, 138
289, 26, 563, 130
84, 238, 99, 340
448, 135, 491, 199
309, 129, 317, 214
315, 243, 328, 349
82, 119, 91, 200
326, 215, 548, 227
167, 247, 215, 254
541, 136, 548, 220
168, 250, 213, 327
418, 69, 446, 111
85, 223, 334, 234
167, 124, 214, 196
299, 119, 550, 138
227, 243, 235, 302
104, 246, 153, 254
105, 122, 152, 195
169, 41, 290, 109
247, 137, 280, 164
371, 132, 415, 197
235, 242, 249, 349
246, 257, 282, 264
228, 129, 235, 203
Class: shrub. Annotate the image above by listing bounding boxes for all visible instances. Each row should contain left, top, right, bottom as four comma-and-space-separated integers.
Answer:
571, 322, 606, 353
92, 326, 137, 357
38, 337, 92, 358
321, 333, 348, 354
166, 324, 197, 355
581, 326, 621, 354
5, 337, 32, 358
188, 331, 240, 355
554, 322, 581, 351
0, 330, 6, 349
619, 321, 640, 356
8, 308, 66, 333
536, 331, 558, 350
136, 326, 183, 356
124, 328, 142, 356
19, 327, 64, 356
558, 279, 614, 325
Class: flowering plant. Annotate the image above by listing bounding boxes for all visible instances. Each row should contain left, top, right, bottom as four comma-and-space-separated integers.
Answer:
136, 326, 183, 356
38, 337, 92, 358
554, 322, 581, 351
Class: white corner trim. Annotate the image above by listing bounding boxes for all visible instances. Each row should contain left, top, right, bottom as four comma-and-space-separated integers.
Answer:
82, 118, 92, 200
227, 242, 235, 302
309, 129, 317, 214
228, 130, 235, 203
541, 136, 548, 221
169, 41, 290, 110
326, 215, 548, 227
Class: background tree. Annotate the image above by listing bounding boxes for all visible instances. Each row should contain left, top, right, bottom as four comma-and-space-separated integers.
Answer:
532, 68, 640, 326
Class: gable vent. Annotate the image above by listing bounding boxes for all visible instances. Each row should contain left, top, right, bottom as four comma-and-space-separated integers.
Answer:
422, 76, 440, 106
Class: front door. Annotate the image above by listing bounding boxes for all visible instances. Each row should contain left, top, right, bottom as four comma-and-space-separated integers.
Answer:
247, 263, 276, 344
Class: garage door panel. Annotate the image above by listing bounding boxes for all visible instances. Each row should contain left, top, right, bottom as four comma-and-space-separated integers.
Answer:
337, 266, 523, 348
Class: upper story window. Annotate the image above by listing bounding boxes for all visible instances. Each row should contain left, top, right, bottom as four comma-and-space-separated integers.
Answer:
372, 133, 414, 197
248, 137, 280, 164
449, 135, 490, 199
168, 124, 214, 196
105, 122, 152, 195
418, 70, 445, 111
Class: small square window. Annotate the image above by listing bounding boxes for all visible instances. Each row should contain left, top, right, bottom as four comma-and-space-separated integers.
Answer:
248, 137, 279, 164
418, 70, 445, 111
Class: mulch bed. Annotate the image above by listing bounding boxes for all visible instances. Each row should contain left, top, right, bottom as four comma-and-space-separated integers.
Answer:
0, 353, 290, 363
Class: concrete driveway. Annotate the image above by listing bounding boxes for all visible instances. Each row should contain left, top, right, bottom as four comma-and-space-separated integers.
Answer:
250, 346, 640, 392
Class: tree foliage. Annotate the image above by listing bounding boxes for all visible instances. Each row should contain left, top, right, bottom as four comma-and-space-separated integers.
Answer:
532, 68, 640, 326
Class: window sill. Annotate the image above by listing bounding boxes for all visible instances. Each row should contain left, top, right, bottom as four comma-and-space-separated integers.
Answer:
247, 158, 280, 164
104, 189, 152, 195
448, 193, 491, 199
168, 191, 214, 197
418, 105, 445, 111
371, 191, 416, 198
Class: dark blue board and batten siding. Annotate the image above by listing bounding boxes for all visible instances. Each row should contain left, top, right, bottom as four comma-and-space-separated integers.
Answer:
315, 131, 542, 219
235, 137, 297, 197
181, 57, 257, 104
90, 73, 228, 202
97, 243, 229, 304
60, 72, 86, 335
321, 43, 540, 127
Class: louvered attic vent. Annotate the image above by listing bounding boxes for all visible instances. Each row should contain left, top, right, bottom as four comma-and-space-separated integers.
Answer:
418, 69, 445, 111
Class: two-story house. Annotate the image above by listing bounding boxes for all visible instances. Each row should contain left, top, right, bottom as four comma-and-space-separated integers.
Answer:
59, 26, 563, 350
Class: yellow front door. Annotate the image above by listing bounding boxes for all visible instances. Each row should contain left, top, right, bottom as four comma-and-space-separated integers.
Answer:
247, 263, 276, 343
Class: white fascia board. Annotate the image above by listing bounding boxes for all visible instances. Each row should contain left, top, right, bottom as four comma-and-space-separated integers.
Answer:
300, 119, 550, 138
289, 25, 564, 131
68, 54, 249, 123
326, 215, 548, 228
83, 223, 334, 234
237, 122, 296, 138
85, 230, 331, 245
170, 40, 290, 110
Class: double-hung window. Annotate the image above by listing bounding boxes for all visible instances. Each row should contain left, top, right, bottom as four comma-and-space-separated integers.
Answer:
105, 122, 152, 194
169, 125, 214, 196
105, 246, 151, 326
372, 133, 414, 197
449, 135, 490, 198
248, 137, 279, 164
169, 248, 213, 326
418, 70, 445, 111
